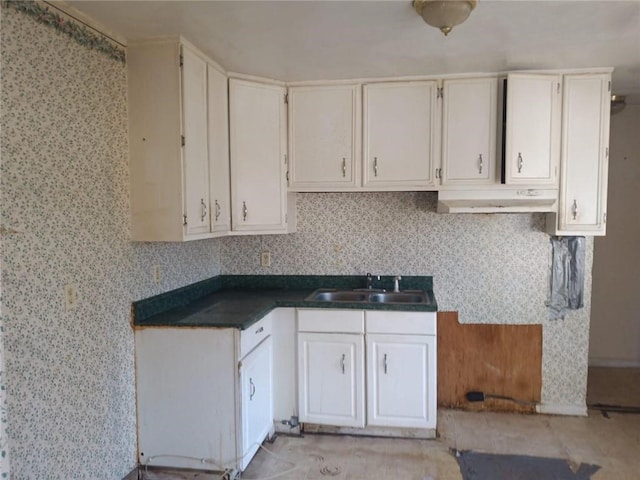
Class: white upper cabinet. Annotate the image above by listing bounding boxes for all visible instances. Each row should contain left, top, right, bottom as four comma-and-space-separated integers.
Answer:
440, 77, 498, 186
505, 73, 561, 186
288, 85, 361, 190
229, 79, 293, 234
128, 38, 229, 241
363, 81, 439, 189
548, 73, 611, 236
207, 65, 231, 235
181, 47, 211, 236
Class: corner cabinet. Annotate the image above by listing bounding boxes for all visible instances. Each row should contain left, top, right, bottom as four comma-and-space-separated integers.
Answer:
128, 38, 230, 241
547, 73, 611, 236
229, 79, 295, 234
288, 85, 361, 190
504, 73, 561, 186
135, 314, 275, 472
440, 77, 498, 186
363, 81, 439, 189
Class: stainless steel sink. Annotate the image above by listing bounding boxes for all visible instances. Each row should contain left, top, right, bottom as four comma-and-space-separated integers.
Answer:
309, 291, 368, 302
368, 292, 426, 304
306, 289, 428, 304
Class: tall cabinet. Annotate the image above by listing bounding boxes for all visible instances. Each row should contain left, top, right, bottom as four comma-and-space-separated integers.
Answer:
547, 73, 611, 235
128, 38, 230, 241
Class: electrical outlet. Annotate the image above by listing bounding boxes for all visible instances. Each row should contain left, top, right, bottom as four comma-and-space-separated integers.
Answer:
152, 265, 161, 284
64, 284, 78, 311
261, 250, 271, 267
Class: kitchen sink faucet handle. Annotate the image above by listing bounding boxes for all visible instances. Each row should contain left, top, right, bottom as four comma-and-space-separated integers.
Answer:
393, 275, 402, 293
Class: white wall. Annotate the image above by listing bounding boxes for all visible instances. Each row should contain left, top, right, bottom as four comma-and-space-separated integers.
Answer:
590, 105, 640, 367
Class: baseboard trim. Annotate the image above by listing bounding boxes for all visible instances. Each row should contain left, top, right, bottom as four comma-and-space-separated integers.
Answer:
122, 466, 138, 480
536, 403, 587, 416
589, 358, 640, 368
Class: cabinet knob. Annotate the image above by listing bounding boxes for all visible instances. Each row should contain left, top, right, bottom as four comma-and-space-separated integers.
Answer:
215, 200, 221, 221
200, 199, 207, 222
572, 199, 578, 220
342, 158, 347, 178
374, 157, 378, 177
242, 201, 248, 222
341, 353, 346, 374
478, 154, 483, 175
517, 153, 523, 173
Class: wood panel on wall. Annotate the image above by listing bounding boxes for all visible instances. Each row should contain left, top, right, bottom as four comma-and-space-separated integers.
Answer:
437, 312, 542, 413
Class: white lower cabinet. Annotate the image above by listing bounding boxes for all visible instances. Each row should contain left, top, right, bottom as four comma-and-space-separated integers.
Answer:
240, 337, 273, 470
135, 313, 275, 472
367, 334, 436, 429
297, 309, 437, 431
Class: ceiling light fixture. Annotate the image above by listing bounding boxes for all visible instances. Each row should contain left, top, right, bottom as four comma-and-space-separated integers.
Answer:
611, 95, 626, 115
413, 0, 478, 36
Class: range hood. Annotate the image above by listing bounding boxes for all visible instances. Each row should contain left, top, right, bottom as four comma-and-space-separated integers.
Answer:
437, 188, 558, 213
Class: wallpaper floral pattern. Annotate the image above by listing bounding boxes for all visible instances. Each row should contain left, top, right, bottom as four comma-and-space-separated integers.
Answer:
220, 192, 594, 408
1, 8, 223, 479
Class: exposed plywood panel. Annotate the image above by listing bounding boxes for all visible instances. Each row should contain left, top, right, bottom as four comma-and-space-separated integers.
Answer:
437, 312, 542, 413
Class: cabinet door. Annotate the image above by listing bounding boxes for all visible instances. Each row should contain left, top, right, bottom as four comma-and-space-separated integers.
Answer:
441, 78, 497, 186
207, 65, 231, 235
363, 81, 438, 189
288, 85, 361, 190
505, 73, 561, 185
366, 334, 436, 429
240, 337, 273, 471
557, 74, 610, 234
181, 45, 211, 235
230, 79, 288, 233
298, 333, 365, 428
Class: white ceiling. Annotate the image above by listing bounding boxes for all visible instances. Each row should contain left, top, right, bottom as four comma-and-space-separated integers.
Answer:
68, 0, 640, 102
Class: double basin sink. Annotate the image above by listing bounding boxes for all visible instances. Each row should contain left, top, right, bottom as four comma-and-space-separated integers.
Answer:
306, 289, 428, 305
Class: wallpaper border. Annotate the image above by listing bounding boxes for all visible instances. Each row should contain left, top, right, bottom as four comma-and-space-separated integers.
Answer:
1, 0, 126, 63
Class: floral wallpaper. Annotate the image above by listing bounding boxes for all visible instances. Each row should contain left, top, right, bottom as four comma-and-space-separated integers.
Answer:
220, 192, 594, 408
0, 7, 222, 479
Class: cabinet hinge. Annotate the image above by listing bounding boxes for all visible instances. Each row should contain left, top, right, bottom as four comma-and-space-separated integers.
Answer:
179, 53, 184, 68
181, 135, 185, 147
285, 213, 288, 224
557, 82, 560, 94
603, 212, 607, 224
284, 92, 289, 104
605, 147, 609, 158
608, 81, 611, 92
437, 87, 443, 99
183, 214, 187, 226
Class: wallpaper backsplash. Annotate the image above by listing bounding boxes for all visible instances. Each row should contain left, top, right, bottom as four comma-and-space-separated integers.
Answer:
221, 192, 594, 407
1, 9, 222, 479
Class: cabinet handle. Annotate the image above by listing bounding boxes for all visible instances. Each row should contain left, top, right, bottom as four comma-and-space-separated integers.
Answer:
249, 378, 255, 400
214, 200, 221, 221
200, 199, 207, 222
517, 153, 523, 173
242, 201, 248, 222
478, 154, 483, 175
342, 158, 347, 178
572, 199, 578, 220
374, 157, 378, 177
383, 353, 388, 374
255, 326, 264, 335
341, 353, 346, 374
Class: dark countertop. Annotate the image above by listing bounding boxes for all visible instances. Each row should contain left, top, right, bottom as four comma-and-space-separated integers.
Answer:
133, 275, 437, 330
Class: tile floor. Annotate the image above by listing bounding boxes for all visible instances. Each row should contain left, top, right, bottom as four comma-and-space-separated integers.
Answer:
140, 368, 640, 480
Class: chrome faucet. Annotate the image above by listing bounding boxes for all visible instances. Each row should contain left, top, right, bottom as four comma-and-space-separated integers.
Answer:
393, 275, 402, 292
366, 272, 380, 290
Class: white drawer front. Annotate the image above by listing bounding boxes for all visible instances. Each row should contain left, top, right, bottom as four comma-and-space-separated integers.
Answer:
365, 311, 436, 335
298, 309, 365, 334
240, 314, 273, 359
